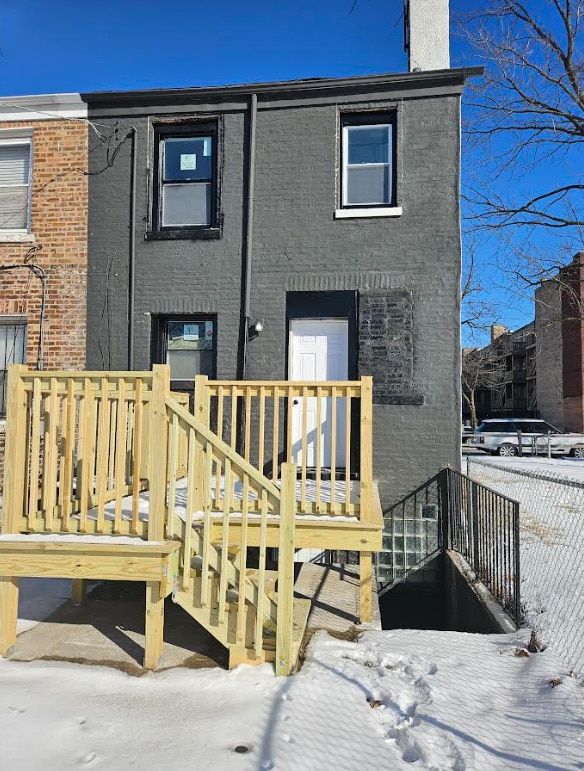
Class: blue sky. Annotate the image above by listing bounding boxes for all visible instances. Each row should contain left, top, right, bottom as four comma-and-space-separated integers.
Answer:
1, 1, 568, 345
2, 1, 408, 93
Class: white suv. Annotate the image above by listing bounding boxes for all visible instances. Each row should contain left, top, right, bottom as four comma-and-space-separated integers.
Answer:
467, 418, 584, 457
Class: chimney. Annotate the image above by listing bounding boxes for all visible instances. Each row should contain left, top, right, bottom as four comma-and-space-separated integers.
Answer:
491, 324, 507, 343
406, 0, 450, 72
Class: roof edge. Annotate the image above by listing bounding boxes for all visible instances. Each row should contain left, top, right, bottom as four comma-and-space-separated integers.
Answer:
82, 67, 484, 105
0, 93, 87, 122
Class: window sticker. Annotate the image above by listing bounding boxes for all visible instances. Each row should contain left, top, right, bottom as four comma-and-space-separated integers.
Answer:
202, 139, 211, 157
180, 154, 197, 171
183, 324, 199, 341
205, 320, 214, 338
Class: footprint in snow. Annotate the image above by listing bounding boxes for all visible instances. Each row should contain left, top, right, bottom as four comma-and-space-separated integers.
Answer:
82, 752, 97, 765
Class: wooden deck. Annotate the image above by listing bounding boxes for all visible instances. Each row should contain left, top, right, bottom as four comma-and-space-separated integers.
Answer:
0, 366, 382, 675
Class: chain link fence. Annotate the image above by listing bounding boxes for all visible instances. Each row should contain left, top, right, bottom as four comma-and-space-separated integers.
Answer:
467, 457, 584, 678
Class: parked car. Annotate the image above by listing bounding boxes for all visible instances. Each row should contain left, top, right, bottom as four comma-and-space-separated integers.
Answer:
466, 418, 584, 457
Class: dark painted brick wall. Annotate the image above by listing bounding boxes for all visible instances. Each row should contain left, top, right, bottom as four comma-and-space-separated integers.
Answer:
87, 83, 462, 509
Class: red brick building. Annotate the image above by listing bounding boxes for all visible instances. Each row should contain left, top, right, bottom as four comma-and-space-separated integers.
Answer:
0, 94, 88, 488
536, 252, 584, 432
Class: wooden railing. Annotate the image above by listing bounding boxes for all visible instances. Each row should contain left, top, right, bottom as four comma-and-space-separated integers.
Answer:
2, 365, 173, 539
165, 395, 297, 675
197, 376, 373, 519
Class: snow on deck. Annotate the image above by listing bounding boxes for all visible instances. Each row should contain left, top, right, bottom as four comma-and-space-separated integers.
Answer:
77, 477, 361, 525
1, 628, 582, 770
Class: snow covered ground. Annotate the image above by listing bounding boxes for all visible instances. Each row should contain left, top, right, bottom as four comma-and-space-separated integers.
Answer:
1, 628, 582, 770
463, 453, 584, 481
466, 455, 584, 680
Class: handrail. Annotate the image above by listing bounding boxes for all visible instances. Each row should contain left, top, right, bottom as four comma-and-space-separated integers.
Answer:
165, 392, 296, 674
199, 375, 374, 518
2, 365, 157, 538
165, 395, 281, 503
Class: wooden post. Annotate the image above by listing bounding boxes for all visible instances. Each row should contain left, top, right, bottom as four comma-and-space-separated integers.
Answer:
3, 365, 28, 534
359, 376, 373, 523
276, 462, 296, 677
194, 375, 210, 427
71, 579, 87, 606
144, 581, 164, 669
359, 552, 373, 624
148, 365, 170, 542
0, 577, 19, 656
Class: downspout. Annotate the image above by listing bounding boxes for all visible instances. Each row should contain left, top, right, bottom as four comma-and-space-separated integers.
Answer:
241, 93, 258, 379
128, 127, 137, 370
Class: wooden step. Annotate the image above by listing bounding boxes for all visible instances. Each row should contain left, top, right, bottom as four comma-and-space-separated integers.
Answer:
188, 531, 278, 622
173, 579, 311, 672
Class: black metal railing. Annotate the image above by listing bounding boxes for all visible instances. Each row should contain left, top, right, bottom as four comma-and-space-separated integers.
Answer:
443, 467, 521, 625
377, 467, 521, 627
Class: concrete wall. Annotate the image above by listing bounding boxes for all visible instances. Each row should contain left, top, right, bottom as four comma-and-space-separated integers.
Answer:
86, 76, 463, 509
535, 280, 564, 429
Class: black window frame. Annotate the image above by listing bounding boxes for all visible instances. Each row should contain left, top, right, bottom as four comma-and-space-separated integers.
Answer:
151, 314, 218, 392
340, 111, 398, 210
149, 121, 221, 240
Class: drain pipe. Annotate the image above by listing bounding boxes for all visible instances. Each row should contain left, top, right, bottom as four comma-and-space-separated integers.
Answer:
127, 126, 137, 370
241, 93, 258, 379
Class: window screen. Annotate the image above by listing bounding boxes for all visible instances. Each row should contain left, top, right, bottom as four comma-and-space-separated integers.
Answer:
0, 143, 31, 230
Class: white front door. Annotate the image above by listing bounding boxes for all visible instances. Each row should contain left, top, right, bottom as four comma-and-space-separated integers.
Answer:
289, 318, 349, 468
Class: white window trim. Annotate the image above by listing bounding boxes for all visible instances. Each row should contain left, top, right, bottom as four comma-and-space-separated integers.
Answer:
334, 206, 403, 219
0, 130, 34, 234
341, 123, 393, 208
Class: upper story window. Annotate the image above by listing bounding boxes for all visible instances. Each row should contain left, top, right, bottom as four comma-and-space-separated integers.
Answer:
151, 123, 219, 238
0, 135, 33, 233
337, 112, 399, 218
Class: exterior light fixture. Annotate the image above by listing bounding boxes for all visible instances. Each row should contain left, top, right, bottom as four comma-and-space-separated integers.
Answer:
249, 319, 264, 336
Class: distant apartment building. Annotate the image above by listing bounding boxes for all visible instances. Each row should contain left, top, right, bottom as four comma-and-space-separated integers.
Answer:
464, 251, 584, 430
463, 321, 537, 424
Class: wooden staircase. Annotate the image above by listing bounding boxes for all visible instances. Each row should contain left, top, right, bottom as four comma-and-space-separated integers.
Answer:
0, 365, 379, 675
172, 537, 311, 667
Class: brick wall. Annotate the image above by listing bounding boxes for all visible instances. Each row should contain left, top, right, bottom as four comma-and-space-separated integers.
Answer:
535, 280, 564, 429
0, 118, 88, 491
87, 79, 463, 509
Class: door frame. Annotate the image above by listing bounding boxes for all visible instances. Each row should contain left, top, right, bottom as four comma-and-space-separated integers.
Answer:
285, 291, 359, 476
285, 291, 358, 380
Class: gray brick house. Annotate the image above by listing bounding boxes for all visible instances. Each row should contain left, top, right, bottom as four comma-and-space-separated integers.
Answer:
83, 64, 480, 512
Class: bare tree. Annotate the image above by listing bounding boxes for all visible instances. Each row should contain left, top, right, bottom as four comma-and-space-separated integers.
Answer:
461, 234, 501, 336
460, 1, 584, 239
462, 347, 505, 428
